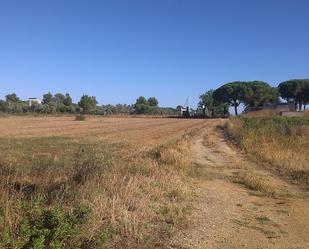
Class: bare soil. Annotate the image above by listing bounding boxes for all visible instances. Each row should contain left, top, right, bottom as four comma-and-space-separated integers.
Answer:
169, 119, 309, 249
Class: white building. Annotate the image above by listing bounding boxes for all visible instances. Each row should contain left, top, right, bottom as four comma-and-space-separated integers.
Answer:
28, 98, 42, 106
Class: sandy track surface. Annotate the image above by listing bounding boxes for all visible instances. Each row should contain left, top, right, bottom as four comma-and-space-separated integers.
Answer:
169, 120, 309, 249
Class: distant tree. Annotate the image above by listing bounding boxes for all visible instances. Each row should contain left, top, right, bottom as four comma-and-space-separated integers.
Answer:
0, 100, 5, 112
78, 95, 97, 113
134, 104, 151, 114
54, 93, 65, 104
4, 93, 27, 113
63, 93, 72, 106
133, 96, 148, 114
42, 92, 53, 105
147, 97, 158, 107
303, 84, 309, 109
135, 96, 148, 105
199, 90, 229, 117
5, 93, 20, 102
213, 82, 250, 115
243, 81, 278, 108
278, 79, 309, 110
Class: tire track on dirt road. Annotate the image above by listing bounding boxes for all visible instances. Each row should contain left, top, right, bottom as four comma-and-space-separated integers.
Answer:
169, 119, 309, 249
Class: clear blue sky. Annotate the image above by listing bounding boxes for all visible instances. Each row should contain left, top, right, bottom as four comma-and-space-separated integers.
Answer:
1, 0, 308, 107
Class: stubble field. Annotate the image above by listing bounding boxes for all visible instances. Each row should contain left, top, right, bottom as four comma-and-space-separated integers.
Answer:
0, 116, 206, 249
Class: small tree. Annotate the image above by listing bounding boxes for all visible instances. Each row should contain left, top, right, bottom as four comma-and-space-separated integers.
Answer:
78, 95, 97, 113
42, 92, 53, 105
199, 90, 229, 117
5, 93, 24, 113
5, 93, 20, 102
0, 100, 5, 112
54, 93, 65, 104
63, 93, 73, 107
147, 97, 158, 107
135, 96, 147, 105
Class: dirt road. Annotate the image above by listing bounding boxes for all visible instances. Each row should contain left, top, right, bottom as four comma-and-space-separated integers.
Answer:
169, 120, 309, 249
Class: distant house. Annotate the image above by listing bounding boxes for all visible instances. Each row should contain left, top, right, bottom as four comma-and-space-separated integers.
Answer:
247, 102, 295, 113
28, 98, 42, 106
179, 106, 191, 117
262, 102, 295, 112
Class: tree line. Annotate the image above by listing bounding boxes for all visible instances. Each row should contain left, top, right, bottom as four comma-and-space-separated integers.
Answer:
0, 93, 178, 115
199, 79, 309, 116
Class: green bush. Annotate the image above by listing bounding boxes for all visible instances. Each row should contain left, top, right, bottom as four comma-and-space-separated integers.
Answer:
1, 203, 91, 249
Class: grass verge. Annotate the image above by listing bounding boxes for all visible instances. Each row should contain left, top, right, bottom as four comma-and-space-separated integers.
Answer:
225, 116, 309, 188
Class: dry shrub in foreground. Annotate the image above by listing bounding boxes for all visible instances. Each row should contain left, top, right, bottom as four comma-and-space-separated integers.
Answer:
75, 114, 86, 121
0, 125, 200, 248
234, 171, 276, 197
226, 117, 309, 188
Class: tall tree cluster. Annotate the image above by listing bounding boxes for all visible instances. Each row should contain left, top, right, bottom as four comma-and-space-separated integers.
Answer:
0, 93, 171, 115
133, 96, 160, 114
208, 79, 309, 116
278, 79, 309, 111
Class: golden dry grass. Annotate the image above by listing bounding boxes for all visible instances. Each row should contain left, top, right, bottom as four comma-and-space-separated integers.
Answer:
226, 117, 309, 188
0, 116, 206, 248
234, 171, 277, 197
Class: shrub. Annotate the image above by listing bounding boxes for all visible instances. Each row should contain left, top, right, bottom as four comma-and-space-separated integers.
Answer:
75, 114, 86, 121
1, 202, 91, 249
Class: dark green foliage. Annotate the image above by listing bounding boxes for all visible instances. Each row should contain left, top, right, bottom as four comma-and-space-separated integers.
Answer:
5, 93, 20, 102
54, 93, 65, 104
78, 95, 97, 113
1, 202, 91, 249
42, 92, 53, 105
213, 81, 278, 115
243, 82, 278, 108
199, 90, 229, 117
0, 100, 5, 112
63, 94, 73, 107
98, 104, 134, 115
147, 97, 159, 107
133, 96, 167, 114
135, 96, 148, 105
278, 79, 309, 110
213, 81, 250, 115
3, 93, 30, 113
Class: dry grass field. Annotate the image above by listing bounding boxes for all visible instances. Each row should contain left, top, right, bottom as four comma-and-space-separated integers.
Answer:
2, 115, 309, 249
226, 116, 309, 188
0, 116, 207, 248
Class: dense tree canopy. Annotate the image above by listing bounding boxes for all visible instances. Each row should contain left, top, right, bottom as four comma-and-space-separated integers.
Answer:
213, 81, 279, 115
42, 92, 53, 105
78, 95, 97, 113
5, 93, 20, 102
135, 96, 148, 105
0, 92, 166, 115
278, 79, 309, 110
213, 82, 251, 115
243, 81, 278, 108
63, 93, 73, 107
133, 96, 161, 114
147, 97, 158, 107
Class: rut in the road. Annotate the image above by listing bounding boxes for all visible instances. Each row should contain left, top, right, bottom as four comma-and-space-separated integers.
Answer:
169, 120, 309, 249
